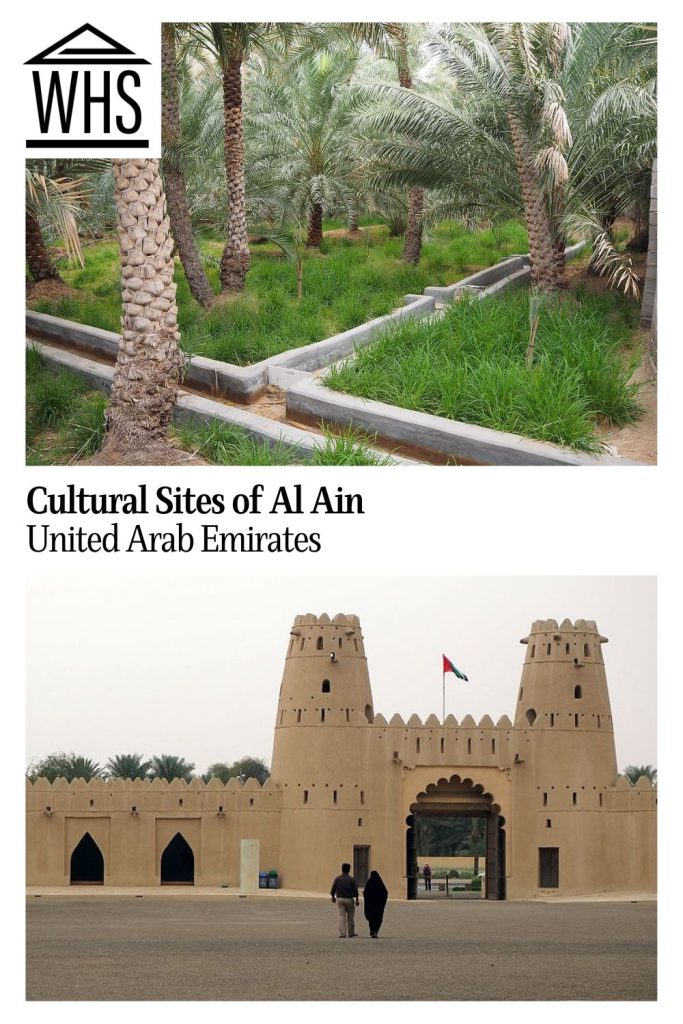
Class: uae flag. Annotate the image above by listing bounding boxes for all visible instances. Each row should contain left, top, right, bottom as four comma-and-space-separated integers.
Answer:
443, 655, 468, 681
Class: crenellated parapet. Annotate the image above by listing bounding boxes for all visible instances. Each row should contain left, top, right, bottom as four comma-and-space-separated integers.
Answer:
26, 775, 282, 815
368, 710, 518, 769
286, 612, 365, 659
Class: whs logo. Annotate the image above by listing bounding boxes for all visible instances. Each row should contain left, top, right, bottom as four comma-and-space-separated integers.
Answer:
25, 23, 154, 153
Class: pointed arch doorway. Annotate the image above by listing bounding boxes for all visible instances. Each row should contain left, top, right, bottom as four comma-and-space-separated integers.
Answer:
160, 832, 195, 885
70, 832, 104, 884
406, 774, 506, 900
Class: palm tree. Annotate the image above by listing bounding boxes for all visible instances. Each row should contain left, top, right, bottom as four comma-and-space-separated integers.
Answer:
386, 24, 425, 263
25, 166, 88, 283
28, 752, 103, 782
561, 23, 657, 298
104, 158, 183, 450
355, 23, 572, 291
161, 23, 215, 307
623, 764, 657, 786
149, 754, 196, 782
188, 24, 296, 293
247, 47, 364, 248
105, 753, 151, 780
430, 24, 572, 292
640, 158, 657, 330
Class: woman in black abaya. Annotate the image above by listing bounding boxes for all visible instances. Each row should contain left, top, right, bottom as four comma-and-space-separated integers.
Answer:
363, 870, 388, 938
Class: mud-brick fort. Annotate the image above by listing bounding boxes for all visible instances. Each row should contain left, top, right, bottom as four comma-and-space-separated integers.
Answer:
27, 614, 656, 899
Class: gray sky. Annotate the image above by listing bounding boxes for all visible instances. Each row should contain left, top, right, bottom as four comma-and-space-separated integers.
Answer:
26, 576, 656, 773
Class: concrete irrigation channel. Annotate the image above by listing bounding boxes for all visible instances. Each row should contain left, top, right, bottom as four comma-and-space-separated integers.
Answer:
25, 241, 644, 466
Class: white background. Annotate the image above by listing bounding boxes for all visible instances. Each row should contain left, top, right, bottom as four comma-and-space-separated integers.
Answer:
4, 1, 677, 1021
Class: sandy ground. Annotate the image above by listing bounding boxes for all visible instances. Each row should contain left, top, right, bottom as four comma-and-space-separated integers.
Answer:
602, 355, 657, 463
26, 894, 656, 1001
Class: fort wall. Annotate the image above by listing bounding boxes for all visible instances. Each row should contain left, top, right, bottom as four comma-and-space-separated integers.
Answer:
26, 614, 656, 898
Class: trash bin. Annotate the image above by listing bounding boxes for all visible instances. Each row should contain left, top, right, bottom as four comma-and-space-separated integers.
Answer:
258, 872, 268, 889
267, 870, 279, 889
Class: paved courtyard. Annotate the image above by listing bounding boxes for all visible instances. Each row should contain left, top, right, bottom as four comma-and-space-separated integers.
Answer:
26, 894, 656, 1001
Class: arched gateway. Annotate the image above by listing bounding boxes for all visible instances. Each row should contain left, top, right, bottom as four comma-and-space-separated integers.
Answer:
160, 832, 194, 884
70, 832, 104, 884
406, 775, 506, 900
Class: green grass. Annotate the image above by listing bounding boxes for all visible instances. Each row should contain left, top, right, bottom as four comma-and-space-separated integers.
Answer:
28, 220, 528, 366
26, 349, 108, 464
26, 351, 392, 466
173, 419, 393, 466
325, 287, 642, 453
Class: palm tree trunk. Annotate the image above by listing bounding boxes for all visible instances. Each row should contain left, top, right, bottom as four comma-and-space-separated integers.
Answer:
640, 158, 657, 329
219, 52, 250, 293
507, 111, 559, 293
26, 210, 61, 282
307, 202, 323, 247
161, 25, 214, 309
404, 188, 425, 264
105, 159, 183, 448
551, 189, 567, 285
396, 30, 425, 264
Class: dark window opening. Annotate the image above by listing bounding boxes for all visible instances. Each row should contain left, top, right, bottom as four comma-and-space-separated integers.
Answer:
546, 819, 552, 828
440, 738, 445, 753
160, 833, 194, 885
322, 679, 331, 693
526, 708, 537, 726
550, 713, 555, 727
321, 709, 326, 723
547, 643, 552, 655
354, 640, 358, 652
416, 738, 420, 754
467, 738, 472, 754
530, 645, 535, 658
574, 685, 582, 699
584, 643, 590, 657
572, 792, 577, 806
574, 714, 579, 728
491, 739, 496, 753
543, 792, 548, 807
597, 715, 601, 729
346, 708, 350, 722
70, 832, 104, 885
300, 637, 305, 650
360, 791, 365, 805
178, 798, 183, 807
519, 687, 523, 699
338, 638, 342, 648
297, 710, 302, 723
317, 636, 324, 650
358, 818, 363, 826
364, 704, 374, 723
333, 790, 338, 804
303, 790, 308, 804
599, 793, 603, 807
565, 643, 570, 654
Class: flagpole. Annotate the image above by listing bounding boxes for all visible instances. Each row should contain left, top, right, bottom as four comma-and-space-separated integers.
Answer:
442, 667, 445, 722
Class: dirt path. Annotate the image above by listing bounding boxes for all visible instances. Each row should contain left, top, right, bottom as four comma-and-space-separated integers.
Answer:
602, 356, 657, 464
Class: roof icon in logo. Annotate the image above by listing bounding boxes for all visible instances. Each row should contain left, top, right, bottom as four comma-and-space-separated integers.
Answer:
25, 23, 150, 65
